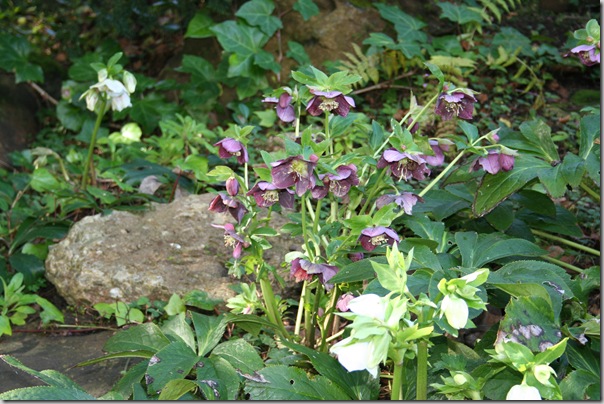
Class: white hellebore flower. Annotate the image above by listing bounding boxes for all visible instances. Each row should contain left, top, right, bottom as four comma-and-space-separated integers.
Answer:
506, 383, 541, 400
330, 338, 381, 378
346, 293, 387, 320
91, 78, 132, 112
440, 293, 468, 329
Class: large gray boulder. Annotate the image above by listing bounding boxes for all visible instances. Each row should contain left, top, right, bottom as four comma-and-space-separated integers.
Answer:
45, 193, 298, 307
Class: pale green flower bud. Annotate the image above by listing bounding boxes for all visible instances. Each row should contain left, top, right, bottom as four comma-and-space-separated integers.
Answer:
97, 68, 108, 82
440, 294, 468, 329
533, 364, 556, 387
505, 383, 541, 400
122, 70, 137, 93
84, 90, 99, 112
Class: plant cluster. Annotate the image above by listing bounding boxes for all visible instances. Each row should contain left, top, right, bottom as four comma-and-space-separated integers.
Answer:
0, 1, 600, 401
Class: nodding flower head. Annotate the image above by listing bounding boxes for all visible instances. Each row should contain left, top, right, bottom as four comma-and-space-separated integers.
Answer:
271, 154, 319, 196
246, 181, 294, 209
214, 138, 248, 164
306, 88, 355, 117
290, 258, 339, 289
377, 148, 431, 181
470, 149, 516, 175
375, 192, 423, 215
212, 223, 249, 259
208, 192, 248, 223
262, 92, 296, 123
571, 44, 600, 66
319, 164, 360, 198
358, 226, 400, 252
434, 88, 477, 121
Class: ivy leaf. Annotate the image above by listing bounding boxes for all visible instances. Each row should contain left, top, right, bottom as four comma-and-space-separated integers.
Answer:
211, 21, 268, 57
293, 0, 320, 21
0, 34, 43, 83
236, 0, 282, 37
185, 11, 215, 38
374, 3, 427, 43
287, 41, 311, 65
244, 365, 350, 400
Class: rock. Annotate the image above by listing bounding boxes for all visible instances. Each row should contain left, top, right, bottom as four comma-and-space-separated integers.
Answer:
45, 193, 299, 307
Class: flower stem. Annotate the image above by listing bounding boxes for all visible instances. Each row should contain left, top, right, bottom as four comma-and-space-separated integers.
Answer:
259, 274, 289, 339
405, 92, 439, 132
80, 99, 107, 188
416, 340, 428, 400
359, 168, 387, 215
540, 255, 585, 274
319, 285, 340, 352
294, 280, 308, 337
418, 150, 466, 198
580, 180, 600, 202
531, 229, 600, 257
391, 362, 405, 400
300, 194, 314, 260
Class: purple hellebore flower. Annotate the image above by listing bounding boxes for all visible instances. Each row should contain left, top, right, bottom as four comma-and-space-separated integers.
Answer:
348, 252, 364, 262
422, 139, 453, 167
262, 93, 296, 122
208, 192, 248, 223
290, 258, 339, 289
470, 150, 515, 175
311, 182, 328, 200
246, 181, 295, 209
212, 223, 249, 259
358, 226, 400, 252
226, 177, 239, 196
434, 90, 477, 121
336, 292, 355, 312
571, 44, 600, 66
377, 148, 431, 181
375, 192, 423, 215
271, 154, 319, 196
306, 88, 355, 117
214, 138, 248, 164
319, 164, 360, 198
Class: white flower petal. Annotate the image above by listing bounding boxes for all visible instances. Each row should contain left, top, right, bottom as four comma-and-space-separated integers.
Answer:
442, 294, 468, 329
347, 294, 387, 321
506, 384, 541, 400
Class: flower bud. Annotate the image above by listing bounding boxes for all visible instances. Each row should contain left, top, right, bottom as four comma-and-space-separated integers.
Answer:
97, 68, 108, 82
505, 383, 541, 400
122, 70, 137, 93
226, 177, 239, 196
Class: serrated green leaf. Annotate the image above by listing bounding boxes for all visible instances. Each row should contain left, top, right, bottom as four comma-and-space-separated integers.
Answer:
145, 340, 199, 395
161, 313, 196, 352
103, 322, 170, 354
244, 365, 350, 400
330, 256, 387, 283
519, 120, 559, 163
191, 312, 227, 357
560, 369, 600, 400
473, 155, 548, 216
0, 386, 95, 400
158, 379, 199, 400
211, 338, 264, 375
196, 356, 241, 400
455, 232, 545, 268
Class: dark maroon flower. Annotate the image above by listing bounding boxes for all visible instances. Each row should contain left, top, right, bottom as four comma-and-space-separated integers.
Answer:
434, 89, 477, 121
375, 192, 423, 215
470, 150, 516, 175
226, 177, 239, 196
319, 164, 360, 198
358, 226, 400, 252
348, 252, 364, 262
311, 183, 328, 199
377, 148, 431, 181
246, 181, 294, 209
212, 223, 249, 259
215, 138, 248, 164
271, 154, 319, 196
290, 258, 339, 289
262, 92, 296, 122
208, 192, 248, 223
571, 44, 600, 66
306, 88, 355, 117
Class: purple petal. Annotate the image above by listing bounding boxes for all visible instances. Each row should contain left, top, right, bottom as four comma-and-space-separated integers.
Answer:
383, 148, 406, 163
480, 152, 501, 174
499, 153, 515, 172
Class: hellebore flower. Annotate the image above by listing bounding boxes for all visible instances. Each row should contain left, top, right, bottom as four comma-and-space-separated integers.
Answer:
226, 177, 239, 196
377, 148, 431, 181
214, 138, 248, 164
319, 164, 360, 198
330, 338, 384, 378
82, 78, 133, 112
336, 293, 355, 312
212, 223, 249, 259
571, 44, 600, 66
306, 88, 355, 117
506, 383, 542, 400
246, 181, 294, 209
348, 252, 364, 262
262, 92, 296, 122
271, 154, 318, 196
208, 192, 248, 223
358, 226, 400, 252
290, 258, 339, 288
440, 294, 469, 329
375, 192, 423, 215
470, 149, 516, 175
422, 139, 454, 167
435, 89, 477, 121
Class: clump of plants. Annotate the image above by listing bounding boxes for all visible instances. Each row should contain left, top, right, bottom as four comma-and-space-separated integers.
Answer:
0, 2, 599, 401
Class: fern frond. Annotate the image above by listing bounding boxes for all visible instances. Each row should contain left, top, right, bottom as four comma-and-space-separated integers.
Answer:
338, 43, 380, 87
477, 0, 522, 25
428, 55, 476, 77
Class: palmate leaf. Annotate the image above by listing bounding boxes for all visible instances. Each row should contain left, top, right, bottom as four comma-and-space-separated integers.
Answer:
374, 3, 427, 43
235, 0, 282, 37
211, 21, 268, 57
244, 365, 350, 400
437, 2, 483, 25
145, 340, 200, 395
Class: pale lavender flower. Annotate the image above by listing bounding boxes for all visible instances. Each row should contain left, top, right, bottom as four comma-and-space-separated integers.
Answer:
208, 192, 248, 223
375, 192, 423, 215
571, 44, 600, 66
435, 90, 477, 121
470, 150, 515, 175
358, 226, 400, 252
377, 148, 431, 181
246, 181, 294, 209
262, 92, 295, 122
319, 164, 360, 198
290, 258, 339, 289
215, 138, 248, 164
212, 223, 248, 259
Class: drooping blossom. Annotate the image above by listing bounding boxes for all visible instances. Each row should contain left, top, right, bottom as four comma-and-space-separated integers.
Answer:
470, 150, 516, 175
306, 88, 355, 117
375, 192, 423, 215
82, 78, 134, 112
208, 192, 248, 223
226, 177, 239, 196
212, 223, 249, 259
348, 252, 364, 262
271, 154, 318, 196
377, 148, 431, 181
262, 92, 295, 122
434, 88, 477, 121
422, 139, 454, 167
214, 138, 248, 164
246, 181, 294, 209
358, 226, 400, 252
505, 383, 542, 400
319, 164, 360, 198
571, 44, 600, 66
290, 258, 339, 289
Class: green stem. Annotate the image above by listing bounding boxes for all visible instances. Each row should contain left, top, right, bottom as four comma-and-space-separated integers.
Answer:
532, 229, 600, 257
319, 286, 340, 352
359, 168, 387, 215
80, 99, 107, 188
300, 194, 314, 260
405, 92, 439, 132
325, 113, 333, 156
580, 180, 600, 202
391, 362, 404, 400
418, 150, 466, 198
294, 280, 308, 337
416, 340, 428, 400
541, 255, 584, 274
259, 275, 289, 339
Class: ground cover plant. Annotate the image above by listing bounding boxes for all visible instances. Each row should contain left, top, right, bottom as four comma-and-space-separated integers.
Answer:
0, 0, 600, 400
